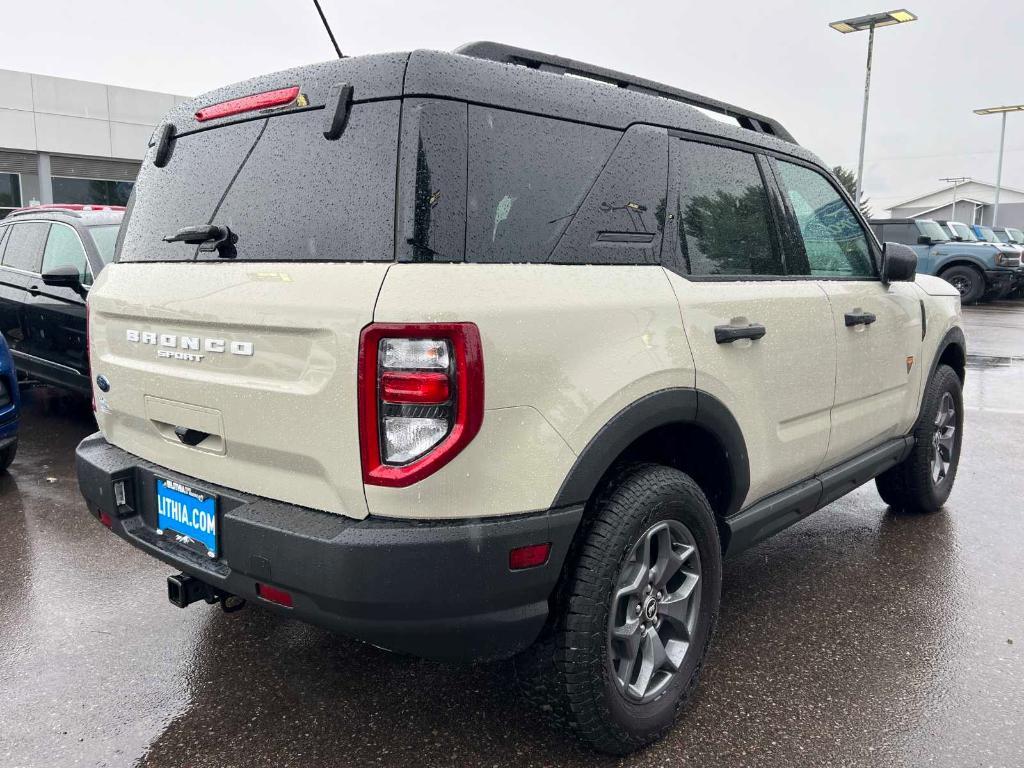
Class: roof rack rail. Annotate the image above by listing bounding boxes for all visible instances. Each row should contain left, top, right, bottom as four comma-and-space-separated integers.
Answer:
454, 41, 796, 145
5, 204, 126, 219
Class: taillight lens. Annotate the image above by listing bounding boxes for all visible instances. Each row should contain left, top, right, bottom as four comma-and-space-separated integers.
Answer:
359, 323, 484, 487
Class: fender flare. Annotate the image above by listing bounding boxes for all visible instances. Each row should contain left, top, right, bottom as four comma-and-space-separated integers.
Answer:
929, 326, 967, 383
935, 257, 989, 276
551, 388, 750, 517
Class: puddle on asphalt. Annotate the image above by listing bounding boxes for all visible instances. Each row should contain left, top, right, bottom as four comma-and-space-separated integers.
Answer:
966, 355, 1023, 369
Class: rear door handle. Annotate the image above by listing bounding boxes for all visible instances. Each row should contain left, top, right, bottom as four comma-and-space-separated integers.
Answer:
844, 311, 877, 327
714, 323, 767, 344
174, 426, 210, 447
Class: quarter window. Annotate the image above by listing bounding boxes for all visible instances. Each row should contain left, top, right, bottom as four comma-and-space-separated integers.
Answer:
42, 224, 91, 285
669, 140, 782, 276
1, 222, 49, 273
775, 161, 874, 278
466, 107, 618, 263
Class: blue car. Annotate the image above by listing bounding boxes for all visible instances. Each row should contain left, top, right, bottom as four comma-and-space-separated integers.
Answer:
0, 333, 19, 472
870, 218, 1020, 303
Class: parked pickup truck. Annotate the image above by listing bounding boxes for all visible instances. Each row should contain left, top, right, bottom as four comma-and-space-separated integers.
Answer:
870, 218, 1019, 303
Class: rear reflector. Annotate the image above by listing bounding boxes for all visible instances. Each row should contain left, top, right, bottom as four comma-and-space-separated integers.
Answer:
381, 371, 450, 404
509, 543, 551, 570
195, 86, 300, 122
98, 511, 113, 529
256, 583, 293, 607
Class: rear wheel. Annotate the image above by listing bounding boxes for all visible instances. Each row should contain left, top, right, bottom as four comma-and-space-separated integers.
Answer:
940, 265, 985, 304
875, 364, 962, 513
515, 464, 721, 755
0, 440, 16, 473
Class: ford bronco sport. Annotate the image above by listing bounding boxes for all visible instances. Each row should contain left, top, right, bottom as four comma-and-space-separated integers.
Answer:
75, 43, 967, 754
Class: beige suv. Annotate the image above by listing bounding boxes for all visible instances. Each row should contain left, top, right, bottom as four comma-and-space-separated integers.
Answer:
75, 43, 966, 754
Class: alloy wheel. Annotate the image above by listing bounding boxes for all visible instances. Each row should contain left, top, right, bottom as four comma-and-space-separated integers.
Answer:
608, 520, 701, 703
931, 391, 957, 485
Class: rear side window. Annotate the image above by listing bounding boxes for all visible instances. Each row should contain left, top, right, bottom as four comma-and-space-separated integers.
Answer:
466, 107, 618, 263
774, 161, 874, 278
668, 140, 782, 277
119, 102, 399, 262
42, 224, 91, 284
1, 222, 49, 273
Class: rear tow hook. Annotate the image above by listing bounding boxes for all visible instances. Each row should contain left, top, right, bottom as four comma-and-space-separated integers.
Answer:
167, 573, 247, 614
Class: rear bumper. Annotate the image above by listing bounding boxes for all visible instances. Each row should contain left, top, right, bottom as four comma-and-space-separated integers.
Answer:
75, 432, 582, 661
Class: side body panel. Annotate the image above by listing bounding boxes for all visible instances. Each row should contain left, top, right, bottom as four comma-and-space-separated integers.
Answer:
368, 263, 694, 519
662, 274, 836, 508
819, 280, 924, 467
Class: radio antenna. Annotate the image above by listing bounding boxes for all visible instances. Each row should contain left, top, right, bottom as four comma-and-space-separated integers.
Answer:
312, 0, 344, 58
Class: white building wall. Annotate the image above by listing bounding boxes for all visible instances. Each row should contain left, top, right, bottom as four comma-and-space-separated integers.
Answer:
0, 69, 186, 161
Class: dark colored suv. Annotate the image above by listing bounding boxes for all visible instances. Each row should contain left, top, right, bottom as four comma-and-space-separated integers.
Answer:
0, 205, 123, 392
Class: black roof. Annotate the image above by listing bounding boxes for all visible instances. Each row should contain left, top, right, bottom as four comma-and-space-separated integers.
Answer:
161, 42, 826, 171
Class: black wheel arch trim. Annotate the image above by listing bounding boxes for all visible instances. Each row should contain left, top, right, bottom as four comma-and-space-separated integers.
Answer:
929, 326, 967, 383
551, 387, 750, 517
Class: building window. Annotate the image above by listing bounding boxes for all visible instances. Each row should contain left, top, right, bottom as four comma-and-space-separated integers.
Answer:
0, 173, 22, 217
51, 177, 133, 206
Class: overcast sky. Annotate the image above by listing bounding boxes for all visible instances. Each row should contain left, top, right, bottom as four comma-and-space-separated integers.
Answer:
3, 0, 1022, 212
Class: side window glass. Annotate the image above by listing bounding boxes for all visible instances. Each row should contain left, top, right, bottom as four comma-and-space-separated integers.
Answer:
669, 140, 782, 276
42, 224, 91, 285
1, 222, 49, 273
396, 99, 467, 263
466, 106, 618, 263
776, 161, 874, 278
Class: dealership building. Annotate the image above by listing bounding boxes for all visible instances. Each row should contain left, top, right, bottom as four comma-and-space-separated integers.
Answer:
0, 68, 187, 217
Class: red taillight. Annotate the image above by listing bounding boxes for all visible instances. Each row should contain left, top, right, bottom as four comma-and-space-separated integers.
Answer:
381, 371, 450, 404
194, 86, 300, 122
509, 543, 551, 570
256, 583, 293, 607
359, 323, 484, 487
98, 511, 113, 529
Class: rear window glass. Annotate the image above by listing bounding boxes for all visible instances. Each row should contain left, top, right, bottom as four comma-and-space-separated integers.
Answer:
118, 102, 399, 263
466, 107, 618, 263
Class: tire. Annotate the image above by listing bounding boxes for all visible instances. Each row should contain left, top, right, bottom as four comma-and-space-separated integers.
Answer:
515, 464, 722, 755
875, 364, 963, 513
939, 265, 985, 304
0, 440, 16, 473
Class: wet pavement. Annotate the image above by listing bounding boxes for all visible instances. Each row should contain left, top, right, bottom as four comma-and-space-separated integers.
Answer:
1, 302, 1022, 768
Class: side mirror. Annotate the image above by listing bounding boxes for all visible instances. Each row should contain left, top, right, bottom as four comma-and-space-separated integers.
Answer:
882, 242, 917, 283
41, 264, 87, 297
917, 235, 933, 245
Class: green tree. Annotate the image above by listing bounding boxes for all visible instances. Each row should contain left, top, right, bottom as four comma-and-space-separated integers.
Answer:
832, 166, 872, 219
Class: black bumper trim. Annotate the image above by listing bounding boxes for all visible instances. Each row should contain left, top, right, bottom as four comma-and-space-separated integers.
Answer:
76, 432, 583, 661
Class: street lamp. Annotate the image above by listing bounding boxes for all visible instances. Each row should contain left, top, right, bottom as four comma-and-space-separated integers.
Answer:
973, 104, 1024, 227
940, 177, 970, 222
830, 9, 918, 206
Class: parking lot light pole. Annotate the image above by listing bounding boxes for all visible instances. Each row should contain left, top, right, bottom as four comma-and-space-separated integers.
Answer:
974, 105, 1024, 227
830, 9, 918, 206
940, 177, 970, 221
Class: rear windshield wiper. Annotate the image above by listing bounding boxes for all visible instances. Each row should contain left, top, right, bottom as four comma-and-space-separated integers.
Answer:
163, 224, 237, 258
